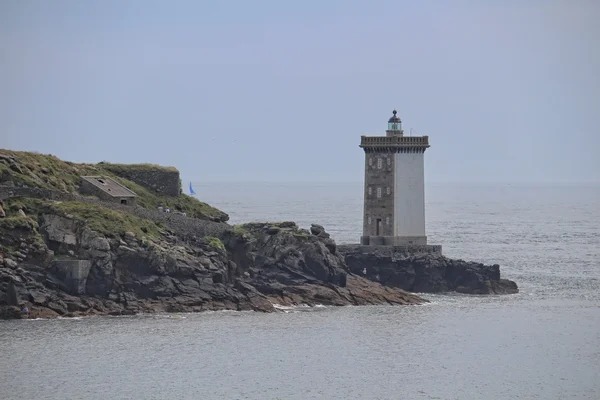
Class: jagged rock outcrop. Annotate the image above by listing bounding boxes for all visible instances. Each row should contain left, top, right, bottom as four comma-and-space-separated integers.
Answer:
0, 215, 424, 319
338, 245, 518, 295
223, 222, 421, 307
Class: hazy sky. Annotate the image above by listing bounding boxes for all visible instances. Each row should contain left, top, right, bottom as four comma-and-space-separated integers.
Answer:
1, 0, 599, 184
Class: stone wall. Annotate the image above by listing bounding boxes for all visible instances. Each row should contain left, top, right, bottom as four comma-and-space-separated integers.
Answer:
102, 164, 181, 197
363, 151, 395, 238
0, 186, 230, 239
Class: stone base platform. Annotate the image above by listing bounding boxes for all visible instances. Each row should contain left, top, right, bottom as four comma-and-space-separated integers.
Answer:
360, 235, 428, 246
340, 243, 443, 256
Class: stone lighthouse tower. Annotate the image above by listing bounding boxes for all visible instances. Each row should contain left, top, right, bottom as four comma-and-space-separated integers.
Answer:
360, 110, 431, 246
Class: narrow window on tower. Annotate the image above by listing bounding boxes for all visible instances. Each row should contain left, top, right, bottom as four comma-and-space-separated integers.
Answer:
368, 158, 373, 167
386, 187, 391, 195
387, 157, 391, 166
367, 216, 371, 225
377, 158, 383, 169
376, 187, 382, 198
386, 216, 390, 225
368, 186, 372, 196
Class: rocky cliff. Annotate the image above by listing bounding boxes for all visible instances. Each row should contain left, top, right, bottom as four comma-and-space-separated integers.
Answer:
0, 212, 423, 319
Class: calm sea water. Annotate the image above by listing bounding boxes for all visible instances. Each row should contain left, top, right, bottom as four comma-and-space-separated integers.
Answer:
1, 183, 599, 400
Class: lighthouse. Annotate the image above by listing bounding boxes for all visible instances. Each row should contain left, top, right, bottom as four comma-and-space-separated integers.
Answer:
360, 110, 431, 246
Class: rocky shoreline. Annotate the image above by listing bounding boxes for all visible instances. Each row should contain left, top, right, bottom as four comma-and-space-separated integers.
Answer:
0, 150, 518, 320
339, 244, 518, 295
1, 220, 425, 320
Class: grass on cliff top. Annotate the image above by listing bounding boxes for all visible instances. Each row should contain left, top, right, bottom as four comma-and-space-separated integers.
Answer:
111, 177, 225, 221
48, 201, 163, 239
99, 162, 178, 174
0, 149, 227, 221
0, 150, 101, 193
232, 222, 310, 239
2, 197, 162, 240
0, 213, 46, 255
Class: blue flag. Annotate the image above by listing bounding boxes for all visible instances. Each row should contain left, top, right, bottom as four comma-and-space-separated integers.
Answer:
189, 182, 196, 195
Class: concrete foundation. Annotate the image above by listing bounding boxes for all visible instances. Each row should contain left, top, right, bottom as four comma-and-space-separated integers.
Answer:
361, 235, 428, 246
342, 243, 442, 256
52, 260, 92, 295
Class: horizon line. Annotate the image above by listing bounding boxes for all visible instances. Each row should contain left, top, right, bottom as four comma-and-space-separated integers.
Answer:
188, 180, 600, 186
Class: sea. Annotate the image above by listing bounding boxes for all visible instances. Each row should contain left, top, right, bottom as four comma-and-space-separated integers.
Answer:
1, 182, 599, 400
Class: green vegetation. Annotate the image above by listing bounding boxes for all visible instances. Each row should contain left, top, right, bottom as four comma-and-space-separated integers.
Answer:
293, 230, 310, 238
0, 151, 100, 193
48, 201, 163, 239
0, 214, 46, 256
231, 222, 311, 241
99, 162, 179, 174
205, 236, 225, 251
3, 198, 45, 217
0, 216, 39, 231
232, 224, 249, 235
111, 176, 225, 221
0, 149, 227, 222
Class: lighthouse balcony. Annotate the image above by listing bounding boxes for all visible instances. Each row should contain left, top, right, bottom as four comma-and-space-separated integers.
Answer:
360, 135, 430, 150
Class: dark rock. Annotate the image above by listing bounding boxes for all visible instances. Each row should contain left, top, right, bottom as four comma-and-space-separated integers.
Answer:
221, 223, 420, 306
5, 281, 19, 306
212, 271, 224, 284
0, 305, 22, 319
490, 279, 519, 295
338, 245, 518, 295
310, 223, 324, 232
267, 226, 280, 234
47, 300, 68, 315
8, 160, 23, 174
310, 224, 331, 239
338, 271, 347, 287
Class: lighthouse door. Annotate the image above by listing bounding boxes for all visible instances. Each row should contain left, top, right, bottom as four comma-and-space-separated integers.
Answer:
376, 218, 382, 236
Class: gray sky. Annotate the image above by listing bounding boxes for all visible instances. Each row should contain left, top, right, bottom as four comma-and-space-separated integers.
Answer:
1, 0, 599, 184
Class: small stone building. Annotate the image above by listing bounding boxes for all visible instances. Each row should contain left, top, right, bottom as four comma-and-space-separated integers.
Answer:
80, 176, 137, 205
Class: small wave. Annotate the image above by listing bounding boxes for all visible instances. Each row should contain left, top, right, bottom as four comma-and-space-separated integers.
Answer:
418, 300, 441, 306
166, 314, 187, 319
272, 304, 296, 311
272, 303, 327, 312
